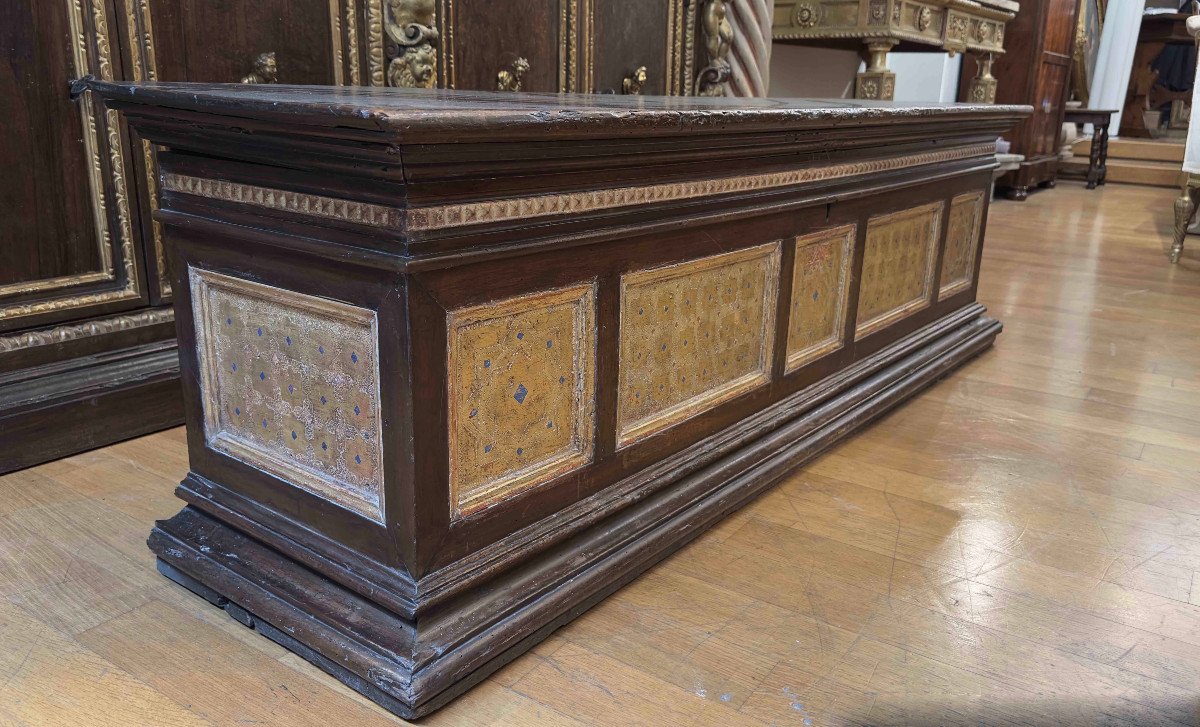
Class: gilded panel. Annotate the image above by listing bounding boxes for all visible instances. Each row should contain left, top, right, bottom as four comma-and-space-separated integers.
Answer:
785, 226, 854, 372
448, 283, 597, 516
191, 268, 385, 522
938, 191, 984, 299
855, 201, 943, 338
617, 243, 781, 445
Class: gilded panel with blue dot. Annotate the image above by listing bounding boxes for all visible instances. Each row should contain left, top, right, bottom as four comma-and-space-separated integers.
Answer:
938, 191, 984, 300
447, 282, 596, 516
856, 202, 943, 338
190, 267, 384, 522
785, 225, 855, 372
617, 243, 781, 444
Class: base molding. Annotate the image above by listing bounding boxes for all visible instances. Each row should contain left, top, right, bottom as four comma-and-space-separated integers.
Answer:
149, 308, 1001, 718
0, 341, 183, 473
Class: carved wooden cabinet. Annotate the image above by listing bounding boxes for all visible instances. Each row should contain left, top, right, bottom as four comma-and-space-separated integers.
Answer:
407, 0, 729, 96
2, 0, 747, 473
0, 0, 180, 472
960, 0, 1079, 199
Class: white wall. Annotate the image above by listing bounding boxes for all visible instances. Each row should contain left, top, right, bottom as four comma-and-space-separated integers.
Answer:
768, 45, 963, 103
768, 45, 858, 98
890, 52, 963, 103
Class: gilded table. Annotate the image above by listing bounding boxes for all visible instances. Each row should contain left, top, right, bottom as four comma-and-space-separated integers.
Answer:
772, 0, 1019, 101
79, 79, 1026, 718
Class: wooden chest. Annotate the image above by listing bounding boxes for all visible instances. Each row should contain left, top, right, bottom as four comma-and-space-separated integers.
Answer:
81, 79, 1026, 717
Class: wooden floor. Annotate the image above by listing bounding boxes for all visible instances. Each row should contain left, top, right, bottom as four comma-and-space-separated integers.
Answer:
3, 182, 1200, 726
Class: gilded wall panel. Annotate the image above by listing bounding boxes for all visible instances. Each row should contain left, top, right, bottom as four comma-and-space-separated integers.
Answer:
191, 268, 384, 521
448, 283, 597, 516
855, 201, 943, 338
938, 191, 984, 299
617, 243, 781, 444
785, 225, 854, 372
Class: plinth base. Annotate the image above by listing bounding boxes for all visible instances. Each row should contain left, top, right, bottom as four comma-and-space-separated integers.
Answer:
149, 306, 1001, 719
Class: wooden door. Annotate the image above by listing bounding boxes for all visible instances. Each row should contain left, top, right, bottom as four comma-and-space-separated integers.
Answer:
1030, 0, 1077, 157
438, 0, 575, 92
0, 0, 146, 333
116, 0, 363, 303
590, 1, 689, 95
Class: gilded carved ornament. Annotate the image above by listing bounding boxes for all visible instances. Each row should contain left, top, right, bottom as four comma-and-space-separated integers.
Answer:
623, 66, 649, 95
497, 57, 530, 92
917, 6, 933, 31
795, 2, 820, 27
386, 0, 438, 88
240, 52, 278, 84
696, 0, 734, 96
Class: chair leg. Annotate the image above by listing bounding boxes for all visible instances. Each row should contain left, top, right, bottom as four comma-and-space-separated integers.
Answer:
1171, 176, 1200, 263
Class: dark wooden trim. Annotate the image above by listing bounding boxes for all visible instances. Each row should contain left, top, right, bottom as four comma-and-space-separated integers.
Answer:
0, 340, 183, 473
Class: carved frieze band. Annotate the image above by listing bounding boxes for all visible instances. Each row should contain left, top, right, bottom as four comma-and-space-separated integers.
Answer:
191, 267, 386, 522
0, 309, 174, 353
162, 173, 403, 228
617, 243, 781, 445
407, 144, 993, 231
162, 145, 991, 236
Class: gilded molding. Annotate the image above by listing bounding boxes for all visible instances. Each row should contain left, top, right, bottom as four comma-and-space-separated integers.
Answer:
0, 272, 111, 298
666, 0, 686, 95
330, 0, 344, 82
346, 0, 362, 85
0, 309, 174, 353
682, 0, 698, 95
368, 0, 386, 85
408, 144, 994, 231
162, 173, 403, 228
123, 0, 169, 297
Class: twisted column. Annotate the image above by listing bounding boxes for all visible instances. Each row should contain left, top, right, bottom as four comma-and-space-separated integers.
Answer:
727, 0, 773, 97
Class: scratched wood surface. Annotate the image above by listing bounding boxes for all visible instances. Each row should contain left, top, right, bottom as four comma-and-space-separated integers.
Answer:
2, 182, 1200, 725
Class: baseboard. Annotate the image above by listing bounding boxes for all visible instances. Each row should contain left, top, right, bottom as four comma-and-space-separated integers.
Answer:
0, 342, 184, 473
148, 309, 1001, 718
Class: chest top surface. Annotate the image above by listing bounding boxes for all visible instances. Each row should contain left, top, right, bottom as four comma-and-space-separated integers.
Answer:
80, 79, 1028, 141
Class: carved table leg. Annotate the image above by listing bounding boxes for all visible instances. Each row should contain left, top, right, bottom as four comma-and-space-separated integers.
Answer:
856, 39, 897, 101
967, 52, 998, 104
1171, 174, 1200, 263
1005, 186, 1029, 201
1096, 120, 1110, 186
1085, 121, 1103, 189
